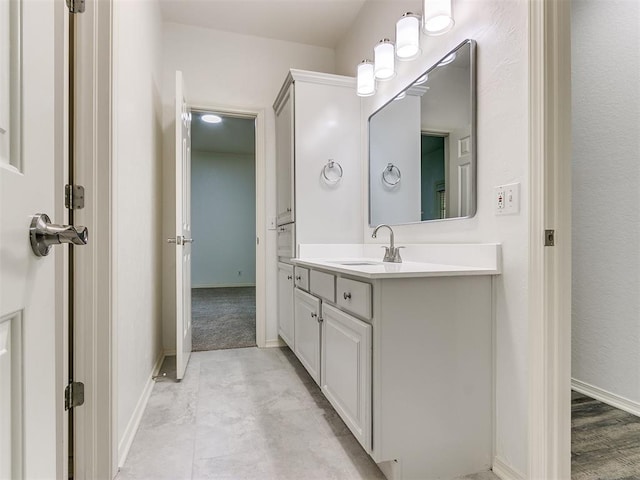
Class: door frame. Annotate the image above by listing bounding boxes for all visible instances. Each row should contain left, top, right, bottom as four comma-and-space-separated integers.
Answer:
527, 0, 572, 479
73, 0, 115, 477
189, 103, 267, 348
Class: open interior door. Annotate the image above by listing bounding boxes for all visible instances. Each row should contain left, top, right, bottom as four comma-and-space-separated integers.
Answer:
173, 70, 193, 380
0, 1, 66, 477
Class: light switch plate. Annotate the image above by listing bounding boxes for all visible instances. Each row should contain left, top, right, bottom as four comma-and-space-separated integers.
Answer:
495, 183, 520, 215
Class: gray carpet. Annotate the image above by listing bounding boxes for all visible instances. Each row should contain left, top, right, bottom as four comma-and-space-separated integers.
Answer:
191, 287, 256, 351
572, 391, 640, 479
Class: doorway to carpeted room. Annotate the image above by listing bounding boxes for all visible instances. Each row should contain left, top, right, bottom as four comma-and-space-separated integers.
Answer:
190, 110, 257, 351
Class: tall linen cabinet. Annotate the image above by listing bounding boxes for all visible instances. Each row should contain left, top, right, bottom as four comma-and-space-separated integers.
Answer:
273, 69, 362, 348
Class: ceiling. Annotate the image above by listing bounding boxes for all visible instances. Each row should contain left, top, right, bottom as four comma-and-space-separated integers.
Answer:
191, 112, 256, 155
158, 0, 368, 48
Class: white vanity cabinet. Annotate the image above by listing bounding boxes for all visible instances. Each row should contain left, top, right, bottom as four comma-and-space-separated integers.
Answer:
273, 69, 361, 245
321, 302, 372, 452
292, 256, 495, 480
293, 288, 322, 385
290, 268, 374, 453
277, 262, 294, 348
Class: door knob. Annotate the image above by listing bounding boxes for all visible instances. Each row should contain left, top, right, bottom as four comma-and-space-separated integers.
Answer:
30, 213, 88, 257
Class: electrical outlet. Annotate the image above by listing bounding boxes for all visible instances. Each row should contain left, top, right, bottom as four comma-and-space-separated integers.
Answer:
495, 182, 520, 215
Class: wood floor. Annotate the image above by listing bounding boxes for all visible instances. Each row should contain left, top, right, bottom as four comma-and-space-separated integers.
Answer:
572, 391, 640, 480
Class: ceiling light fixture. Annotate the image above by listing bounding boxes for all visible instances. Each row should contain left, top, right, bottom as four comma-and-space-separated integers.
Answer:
396, 13, 421, 60
374, 39, 395, 80
356, 60, 376, 97
423, 0, 455, 36
201, 114, 222, 124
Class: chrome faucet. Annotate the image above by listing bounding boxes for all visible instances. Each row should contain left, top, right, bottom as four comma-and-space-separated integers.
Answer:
372, 224, 403, 263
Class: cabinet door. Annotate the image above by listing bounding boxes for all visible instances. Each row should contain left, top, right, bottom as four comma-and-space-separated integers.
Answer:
277, 263, 294, 348
275, 83, 294, 225
321, 303, 372, 452
293, 288, 321, 384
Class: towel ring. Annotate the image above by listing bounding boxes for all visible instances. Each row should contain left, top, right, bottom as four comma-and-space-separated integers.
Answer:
322, 159, 343, 184
382, 163, 401, 186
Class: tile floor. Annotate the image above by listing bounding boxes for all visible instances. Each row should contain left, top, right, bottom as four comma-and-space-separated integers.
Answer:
116, 347, 499, 480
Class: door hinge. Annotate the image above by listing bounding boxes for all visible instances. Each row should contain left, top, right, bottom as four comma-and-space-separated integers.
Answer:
65, 184, 85, 210
66, 0, 85, 14
544, 229, 555, 247
65, 381, 85, 410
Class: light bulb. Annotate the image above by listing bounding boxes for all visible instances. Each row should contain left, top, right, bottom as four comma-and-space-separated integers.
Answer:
356, 60, 376, 97
423, 0, 454, 35
396, 13, 421, 60
374, 39, 395, 80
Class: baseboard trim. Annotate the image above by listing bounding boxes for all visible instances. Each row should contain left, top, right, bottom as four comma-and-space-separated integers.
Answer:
265, 338, 286, 348
572, 378, 640, 417
192, 283, 256, 289
163, 349, 176, 356
492, 456, 525, 480
117, 352, 165, 468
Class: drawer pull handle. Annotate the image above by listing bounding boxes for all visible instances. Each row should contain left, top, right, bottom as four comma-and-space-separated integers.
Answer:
343, 292, 352, 300
311, 312, 317, 318
296, 275, 302, 281
287, 275, 292, 280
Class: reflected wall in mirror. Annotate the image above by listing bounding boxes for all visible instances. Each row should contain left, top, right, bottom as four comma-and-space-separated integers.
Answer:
369, 39, 476, 226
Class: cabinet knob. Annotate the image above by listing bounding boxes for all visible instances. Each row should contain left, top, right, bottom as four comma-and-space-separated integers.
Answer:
311, 312, 317, 318
343, 292, 352, 300
287, 275, 292, 280
286, 207, 291, 212
296, 275, 301, 281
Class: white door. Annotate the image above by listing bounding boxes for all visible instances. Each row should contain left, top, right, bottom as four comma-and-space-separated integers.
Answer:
274, 84, 294, 226
174, 71, 193, 380
449, 126, 473, 217
321, 303, 372, 452
293, 288, 321, 384
277, 262, 294, 348
0, 0, 64, 478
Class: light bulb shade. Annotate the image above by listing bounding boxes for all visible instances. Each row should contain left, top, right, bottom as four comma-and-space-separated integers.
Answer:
423, 0, 454, 35
374, 39, 395, 80
396, 14, 420, 60
356, 61, 376, 97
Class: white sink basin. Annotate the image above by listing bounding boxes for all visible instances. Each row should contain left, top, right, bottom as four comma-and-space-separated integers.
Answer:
329, 260, 381, 266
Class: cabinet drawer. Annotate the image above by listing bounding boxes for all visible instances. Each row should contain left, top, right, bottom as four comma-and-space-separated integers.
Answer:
294, 266, 309, 291
277, 224, 294, 258
336, 277, 372, 320
310, 270, 335, 302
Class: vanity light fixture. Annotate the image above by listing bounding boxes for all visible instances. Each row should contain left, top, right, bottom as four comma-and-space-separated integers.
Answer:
356, 60, 376, 97
423, 0, 455, 35
414, 73, 429, 85
201, 114, 222, 124
396, 13, 421, 60
438, 52, 457, 66
374, 39, 395, 80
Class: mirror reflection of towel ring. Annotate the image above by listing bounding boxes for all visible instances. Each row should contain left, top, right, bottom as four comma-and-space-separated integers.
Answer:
382, 163, 401, 186
322, 159, 343, 184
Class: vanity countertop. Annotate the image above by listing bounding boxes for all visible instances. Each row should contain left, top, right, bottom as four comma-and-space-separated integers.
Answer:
293, 243, 502, 279
292, 257, 500, 279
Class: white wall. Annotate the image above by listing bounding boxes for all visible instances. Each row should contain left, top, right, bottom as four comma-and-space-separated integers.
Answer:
191, 151, 256, 287
336, 0, 530, 475
113, 0, 164, 461
369, 94, 422, 225
571, 0, 640, 403
161, 23, 336, 351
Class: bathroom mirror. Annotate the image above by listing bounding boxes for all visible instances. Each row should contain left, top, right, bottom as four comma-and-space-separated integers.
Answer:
368, 39, 476, 226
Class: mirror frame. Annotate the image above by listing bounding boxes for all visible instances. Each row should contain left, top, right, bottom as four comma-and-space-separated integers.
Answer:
367, 38, 477, 227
